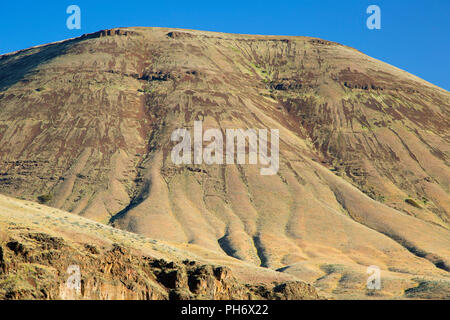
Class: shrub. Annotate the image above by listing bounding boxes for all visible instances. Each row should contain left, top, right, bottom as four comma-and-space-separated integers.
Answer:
37, 194, 52, 204
405, 198, 422, 209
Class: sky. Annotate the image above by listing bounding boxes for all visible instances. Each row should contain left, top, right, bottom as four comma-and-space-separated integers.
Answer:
1, 0, 449, 90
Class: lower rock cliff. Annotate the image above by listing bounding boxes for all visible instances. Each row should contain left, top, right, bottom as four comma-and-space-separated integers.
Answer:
0, 231, 319, 300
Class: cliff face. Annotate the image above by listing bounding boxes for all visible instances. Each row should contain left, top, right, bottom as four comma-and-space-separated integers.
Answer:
0, 28, 449, 299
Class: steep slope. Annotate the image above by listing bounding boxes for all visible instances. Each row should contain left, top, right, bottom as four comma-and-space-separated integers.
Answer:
0, 27, 449, 299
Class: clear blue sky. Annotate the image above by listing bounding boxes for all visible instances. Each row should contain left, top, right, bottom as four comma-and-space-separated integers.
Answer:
1, 0, 449, 90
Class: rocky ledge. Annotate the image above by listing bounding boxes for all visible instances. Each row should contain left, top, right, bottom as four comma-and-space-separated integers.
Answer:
0, 231, 319, 300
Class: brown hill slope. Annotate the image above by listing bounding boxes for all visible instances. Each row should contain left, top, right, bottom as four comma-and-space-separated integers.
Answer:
0, 27, 449, 299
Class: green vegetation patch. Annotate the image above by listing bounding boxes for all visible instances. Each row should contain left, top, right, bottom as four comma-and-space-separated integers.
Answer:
37, 194, 52, 204
405, 279, 450, 299
405, 198, 422, 209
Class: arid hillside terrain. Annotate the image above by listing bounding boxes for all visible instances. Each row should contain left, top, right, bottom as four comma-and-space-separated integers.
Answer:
0, 194, 318, 299
0, 27, 449, 299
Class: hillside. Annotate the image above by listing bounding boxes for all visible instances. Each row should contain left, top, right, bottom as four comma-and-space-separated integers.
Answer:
0, 27, 449, 299
0, 194, 319, 300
